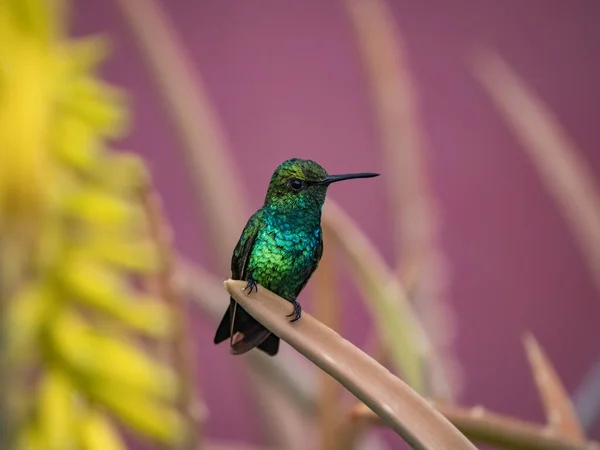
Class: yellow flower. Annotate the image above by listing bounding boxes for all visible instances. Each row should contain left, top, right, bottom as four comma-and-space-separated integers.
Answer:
0, 1, 184, 448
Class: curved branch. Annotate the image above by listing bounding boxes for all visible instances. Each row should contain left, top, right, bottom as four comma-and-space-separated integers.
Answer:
224, 279, 476, 450
351, 402, 600, 450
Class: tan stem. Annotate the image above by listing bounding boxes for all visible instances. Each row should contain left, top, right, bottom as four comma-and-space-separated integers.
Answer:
322, 200, 431, 391
0, 249, 13, 450
313, 232, 343, 450
141, 187, 204, 450
333, 256, 423, 450
224, 279, 476, 450
344, 0, 459, 404
0, 237, 30, 450
471, 49, 600, 300
523, 333, 585, 441
115, 0, 246, 274
351, 402, 600, 450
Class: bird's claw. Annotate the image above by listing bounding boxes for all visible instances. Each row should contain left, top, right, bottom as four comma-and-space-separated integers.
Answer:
286, 300, 302, 322
243, 276, 258, 294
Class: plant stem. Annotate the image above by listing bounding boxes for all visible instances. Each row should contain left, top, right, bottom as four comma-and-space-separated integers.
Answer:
313, 231, 343, 450
471, 48, 600, 299
351, 402, 600, 450
0, 239, 26, 450
523, 333, 585, 441
142, 187, 204, 450
0, 267, 10, 450
344, 0, 459, 403
225, 279, 477, 450
115, 0, 246, 275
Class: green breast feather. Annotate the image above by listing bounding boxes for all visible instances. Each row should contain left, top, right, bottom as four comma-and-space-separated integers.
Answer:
244, 210, 323, 301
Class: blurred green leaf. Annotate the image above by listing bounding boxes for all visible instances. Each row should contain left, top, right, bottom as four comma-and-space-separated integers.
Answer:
323, 200, 431, 392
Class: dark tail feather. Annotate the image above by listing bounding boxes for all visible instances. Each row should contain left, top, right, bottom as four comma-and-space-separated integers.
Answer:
213, 298, 279, 356
257, 333, 280, 356
213, 300, 233, 344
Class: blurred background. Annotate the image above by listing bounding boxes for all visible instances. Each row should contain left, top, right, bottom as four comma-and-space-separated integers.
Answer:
3, 1, 599, 449
73, 0, 600, 448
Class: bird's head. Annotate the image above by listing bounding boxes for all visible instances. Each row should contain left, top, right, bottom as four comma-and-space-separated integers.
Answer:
263, 158, 379, 212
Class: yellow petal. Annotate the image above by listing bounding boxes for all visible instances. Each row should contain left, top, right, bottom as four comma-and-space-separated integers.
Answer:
79, 410, 126, 450
62, 187, 134, 225
16, 421, 44, 450
52, 114, 102, 171
59, 254, 171, 336
81, 239, 159, 272
5, 0, 54, 41
88, 382, 184, 445
65, 35, 112, 75
61, 76, 128, 138
50, 312, 177, 400
93, 152, 150, 194
37, 369, 77, 450
0, 43, 53, 226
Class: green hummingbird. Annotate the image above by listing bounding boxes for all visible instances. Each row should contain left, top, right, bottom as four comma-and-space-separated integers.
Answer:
213, 158, 379, 356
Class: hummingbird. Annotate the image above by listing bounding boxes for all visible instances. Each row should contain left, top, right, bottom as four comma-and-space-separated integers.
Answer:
213, 158, 379, 356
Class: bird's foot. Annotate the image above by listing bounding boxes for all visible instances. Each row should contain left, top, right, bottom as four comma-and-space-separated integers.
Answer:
243, 276, 258, 294
286, 299, 302, 322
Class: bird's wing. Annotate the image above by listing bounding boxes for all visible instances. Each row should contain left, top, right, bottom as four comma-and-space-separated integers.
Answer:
227, 211, 274, 353
231, 210, 262, 280
214, 211, 261, 346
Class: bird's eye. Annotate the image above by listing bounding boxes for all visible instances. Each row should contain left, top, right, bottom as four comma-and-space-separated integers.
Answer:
289, 179, 305, 191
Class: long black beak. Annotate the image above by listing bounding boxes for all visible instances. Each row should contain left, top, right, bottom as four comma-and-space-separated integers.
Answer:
318, 172, 380, 185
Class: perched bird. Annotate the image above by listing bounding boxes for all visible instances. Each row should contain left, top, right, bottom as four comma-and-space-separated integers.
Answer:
213, 158, 379, 356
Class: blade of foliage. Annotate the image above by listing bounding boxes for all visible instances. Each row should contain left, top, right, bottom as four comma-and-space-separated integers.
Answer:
0, 1, 183, 448
224, 279, 477, 450
352, 402, 599, 450
471, 48, 600, 301
344, 0, 433, 271
523, 333, 585, 441
114, 0, 246, 274
312, 229, 343, 450
247, 369, 315, 450
322, 200, 431, 392
115, 1, 317, 445
344, 0, 460, 402
78, 409, 127, 450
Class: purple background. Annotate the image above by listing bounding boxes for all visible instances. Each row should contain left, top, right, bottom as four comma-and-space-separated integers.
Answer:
73, 1, 600, 448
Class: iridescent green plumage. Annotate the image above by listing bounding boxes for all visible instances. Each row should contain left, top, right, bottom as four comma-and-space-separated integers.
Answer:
214, 158, 378, 356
